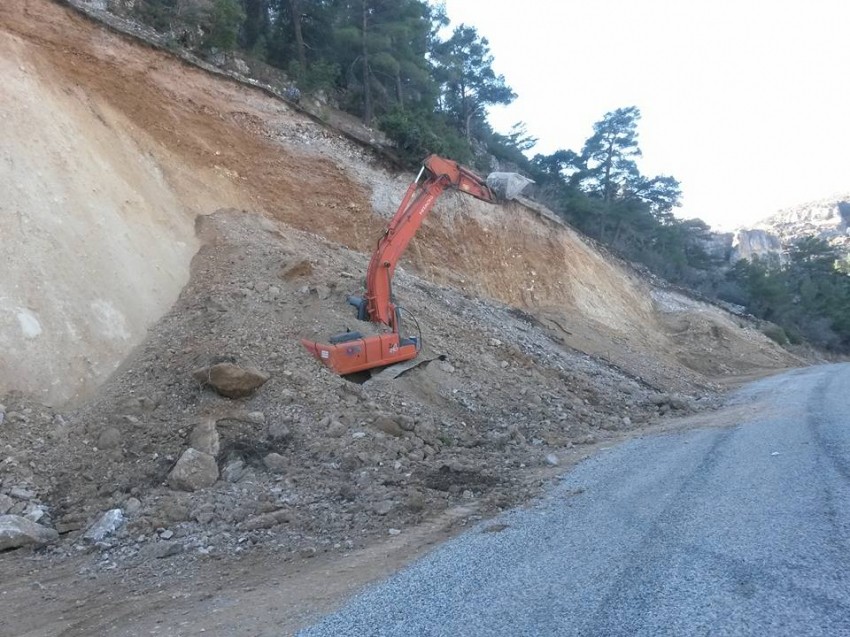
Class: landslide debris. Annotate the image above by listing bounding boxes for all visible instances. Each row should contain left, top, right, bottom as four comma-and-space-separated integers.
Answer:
0, 211, 719, 572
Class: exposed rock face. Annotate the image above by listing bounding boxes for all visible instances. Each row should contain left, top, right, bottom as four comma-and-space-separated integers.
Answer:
700, 232, 734, 263
731, 229, 783, 262
733, 196, 850, 262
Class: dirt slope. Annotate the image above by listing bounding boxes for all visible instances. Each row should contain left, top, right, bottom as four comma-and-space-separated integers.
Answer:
1, 0, 798, 406
0, 2, 805, 634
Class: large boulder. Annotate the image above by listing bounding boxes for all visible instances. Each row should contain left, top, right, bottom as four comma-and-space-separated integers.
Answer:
192, 363, 270, 399
0, 515, 58, 551
167, 449, 219, 491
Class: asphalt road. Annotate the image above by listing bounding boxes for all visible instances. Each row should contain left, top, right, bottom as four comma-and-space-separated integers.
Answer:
298, 364, 850, 636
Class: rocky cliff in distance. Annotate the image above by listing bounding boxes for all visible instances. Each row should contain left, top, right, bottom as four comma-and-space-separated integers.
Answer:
731, 229, 783, 262
728, 195, 850, 262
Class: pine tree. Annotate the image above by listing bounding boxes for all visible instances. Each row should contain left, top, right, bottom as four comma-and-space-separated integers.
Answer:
433, 25, 515, 140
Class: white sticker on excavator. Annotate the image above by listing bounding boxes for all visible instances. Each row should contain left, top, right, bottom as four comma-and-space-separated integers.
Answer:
320, 350, 329, 359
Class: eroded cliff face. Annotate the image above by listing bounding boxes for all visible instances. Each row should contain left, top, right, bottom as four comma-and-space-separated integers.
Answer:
757, 197, 850, 252
0, 0, 799, 406
0, 28, 198, 404
731, 229, 783, 262
726, 196, 850, 263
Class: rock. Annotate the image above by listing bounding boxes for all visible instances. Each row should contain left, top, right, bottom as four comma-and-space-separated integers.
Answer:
97, 427, 122, 450
144, 541, 184, 560
159, 529, 174, 540
246, 411, 266, 424
221, 459, 245, 483
388, 528, 401, 536
189, 419, 220, 456
54, 514, 87, 534
0, 515, 58, 550
9, 486, 36, 500
83, 509, 125, 543
413, 421, 437, 445
373, 500, 394, 516
263, 453, 287, 474
194, 507, 215, 525
407, 448, 425, 462
124, 497, 142, 516
372, 415, 404, 437
622, 416, 632, 427
0, 494, 13, 515
167, 449, 219, 491
488, 338, 502, 347
267, 420, 292, 441
545, 453, 560, 466
327, 420, 346, 438
24, 506, 46, 523
192, 363, 270, 399
238, 509, 291, 531
397, 415, 415, 432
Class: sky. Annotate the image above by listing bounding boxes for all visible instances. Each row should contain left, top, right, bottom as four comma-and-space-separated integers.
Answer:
436, 0, 850, 230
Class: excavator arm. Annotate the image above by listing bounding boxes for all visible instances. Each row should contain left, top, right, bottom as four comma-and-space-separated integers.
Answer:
358, 155, 496, 329
302, 155, 502, 375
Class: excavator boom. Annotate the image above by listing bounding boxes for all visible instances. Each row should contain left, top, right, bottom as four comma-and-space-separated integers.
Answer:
302, 155, 516, 376
362, 155, 495, 328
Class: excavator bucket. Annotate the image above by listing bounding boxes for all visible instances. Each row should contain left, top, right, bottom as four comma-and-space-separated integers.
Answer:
486, 172, 534, 201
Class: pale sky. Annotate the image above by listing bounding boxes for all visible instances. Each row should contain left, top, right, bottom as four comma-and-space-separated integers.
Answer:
438, 0, 850, 230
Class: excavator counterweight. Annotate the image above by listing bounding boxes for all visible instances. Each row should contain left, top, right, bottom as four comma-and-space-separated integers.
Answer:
301, 154, 529, 376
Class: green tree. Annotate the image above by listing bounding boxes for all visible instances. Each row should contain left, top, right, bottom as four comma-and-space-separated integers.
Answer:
332, 0, 436, 126
205, 0, 246, 50
578, 106, 642, 204
433, 24, 516, 140
630, 174, 682, 221
267, 0, 337, 85
241, 0, 271, 52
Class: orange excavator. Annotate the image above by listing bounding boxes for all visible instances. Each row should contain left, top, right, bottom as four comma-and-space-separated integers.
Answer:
302, 154, 519, 375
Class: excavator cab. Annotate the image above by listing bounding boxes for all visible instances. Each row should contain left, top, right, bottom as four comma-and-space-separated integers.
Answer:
301, 328, 419, 376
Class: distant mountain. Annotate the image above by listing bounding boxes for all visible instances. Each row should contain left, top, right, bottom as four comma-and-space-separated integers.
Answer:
729, 195, 850, 262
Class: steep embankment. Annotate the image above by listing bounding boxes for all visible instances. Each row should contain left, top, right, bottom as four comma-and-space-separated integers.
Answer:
1, 0, 796, 406
1, 0, 377, 404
